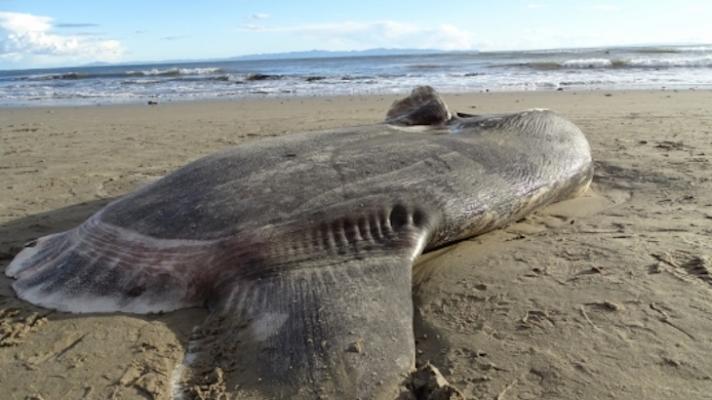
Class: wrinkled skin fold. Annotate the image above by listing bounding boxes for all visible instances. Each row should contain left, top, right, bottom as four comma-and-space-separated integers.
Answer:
5, 86, 593, 399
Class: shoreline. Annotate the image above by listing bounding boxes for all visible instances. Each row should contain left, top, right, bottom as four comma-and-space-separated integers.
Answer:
1, 86, 709, 110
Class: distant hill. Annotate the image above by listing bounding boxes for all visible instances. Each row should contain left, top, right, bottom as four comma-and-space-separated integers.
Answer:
66, 48, 471, 70
230, 48, 459, 61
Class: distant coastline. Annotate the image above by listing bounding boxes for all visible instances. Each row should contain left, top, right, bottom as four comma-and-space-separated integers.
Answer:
71, 48, 460, 71
229, 48, 460, 61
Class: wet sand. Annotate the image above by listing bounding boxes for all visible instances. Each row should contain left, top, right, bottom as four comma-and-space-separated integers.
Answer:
2, 90, 712, 399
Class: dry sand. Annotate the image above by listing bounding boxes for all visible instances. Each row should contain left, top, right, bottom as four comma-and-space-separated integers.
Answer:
1, 89, 712, 399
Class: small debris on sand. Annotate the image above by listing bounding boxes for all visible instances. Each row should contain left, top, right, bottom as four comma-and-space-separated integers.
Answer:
347, 337, 364, 353
400, 363, 464, 400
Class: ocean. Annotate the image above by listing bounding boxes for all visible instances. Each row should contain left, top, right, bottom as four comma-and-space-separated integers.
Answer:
1, 45, 711, 106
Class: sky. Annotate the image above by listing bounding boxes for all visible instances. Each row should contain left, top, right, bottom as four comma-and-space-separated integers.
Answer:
1, 0, 711, 69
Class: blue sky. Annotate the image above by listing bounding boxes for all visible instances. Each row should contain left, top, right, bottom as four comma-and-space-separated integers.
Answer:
1, 0, 711, 69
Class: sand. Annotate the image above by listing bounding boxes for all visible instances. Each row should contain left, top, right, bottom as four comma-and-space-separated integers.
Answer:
1, 89, 712, 399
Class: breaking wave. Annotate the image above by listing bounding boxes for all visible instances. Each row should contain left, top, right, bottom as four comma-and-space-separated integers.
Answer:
125, 67, 224, 77
20, 67, 226, 81
515, 55, 712, 70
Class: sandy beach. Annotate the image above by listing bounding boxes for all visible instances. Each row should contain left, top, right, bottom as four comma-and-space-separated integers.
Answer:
2, 89, 712, 399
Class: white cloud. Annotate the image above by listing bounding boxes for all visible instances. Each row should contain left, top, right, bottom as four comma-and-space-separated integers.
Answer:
55, 23, 100, 28
0, 11, 123, 66
250, 13, 270, 20
239, 20, 475, 51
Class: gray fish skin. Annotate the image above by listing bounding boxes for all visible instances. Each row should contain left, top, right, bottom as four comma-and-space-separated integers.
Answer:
5, 87, 592, 399
104, 102, 591, 246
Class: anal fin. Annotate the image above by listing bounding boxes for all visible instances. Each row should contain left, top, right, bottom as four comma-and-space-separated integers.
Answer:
177, 211, 432, 399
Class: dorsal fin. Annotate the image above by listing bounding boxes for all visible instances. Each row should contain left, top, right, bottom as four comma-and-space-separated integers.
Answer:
385, 86, 452, 126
